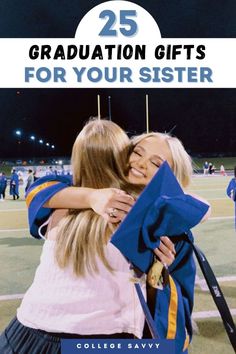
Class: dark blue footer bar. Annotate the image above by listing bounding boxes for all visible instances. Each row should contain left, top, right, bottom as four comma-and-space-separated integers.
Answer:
61, 339, 175, 354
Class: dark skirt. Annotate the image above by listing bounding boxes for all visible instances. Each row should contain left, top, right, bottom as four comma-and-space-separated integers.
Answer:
0, 317, 135, 354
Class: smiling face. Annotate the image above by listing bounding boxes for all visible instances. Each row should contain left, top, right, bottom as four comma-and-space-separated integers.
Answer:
128, 136, 173, 185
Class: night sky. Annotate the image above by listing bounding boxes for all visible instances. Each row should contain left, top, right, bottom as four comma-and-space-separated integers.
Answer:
1, 0, 236, 158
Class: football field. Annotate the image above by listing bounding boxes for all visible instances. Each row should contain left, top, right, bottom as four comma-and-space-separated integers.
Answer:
0, 175, 235, 353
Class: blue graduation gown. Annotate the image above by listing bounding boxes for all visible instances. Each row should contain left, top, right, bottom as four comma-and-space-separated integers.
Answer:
10, 172, 19, 196
111, 163, 208, 353
226, 178, 236, 200
25, 175, 72, 238
0, 175, 7, 193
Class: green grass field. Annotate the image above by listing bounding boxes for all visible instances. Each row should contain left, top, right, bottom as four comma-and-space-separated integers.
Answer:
0, 176, 235, 353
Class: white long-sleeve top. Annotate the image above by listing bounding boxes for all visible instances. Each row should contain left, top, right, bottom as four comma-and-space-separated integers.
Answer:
17, 231, 145, 338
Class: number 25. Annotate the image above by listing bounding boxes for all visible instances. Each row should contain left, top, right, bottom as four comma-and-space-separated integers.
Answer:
99, 10, 137, 37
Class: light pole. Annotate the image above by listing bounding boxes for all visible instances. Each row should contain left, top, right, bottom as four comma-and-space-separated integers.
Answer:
38, 139, 44, 159
15, 130, 22, 158
30, 135, 36, 163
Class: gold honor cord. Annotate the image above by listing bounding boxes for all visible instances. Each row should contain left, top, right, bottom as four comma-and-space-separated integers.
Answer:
146, 94, 149, 133
97, 94, 101, 120
167, 275, 178, 339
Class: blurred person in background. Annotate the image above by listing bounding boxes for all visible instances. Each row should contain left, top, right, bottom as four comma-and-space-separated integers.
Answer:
227, 166, 236, 201
0, 172, 7, 201
25, 169, 34, 193
10, 169, 19, 200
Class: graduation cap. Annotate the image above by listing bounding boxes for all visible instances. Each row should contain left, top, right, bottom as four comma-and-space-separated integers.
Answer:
111, 161, 209, 273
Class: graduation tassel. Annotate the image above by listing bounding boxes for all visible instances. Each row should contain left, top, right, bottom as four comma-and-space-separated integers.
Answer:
146, 94, 149, 133
97, 94, 101, 120
108, 96, 112, 121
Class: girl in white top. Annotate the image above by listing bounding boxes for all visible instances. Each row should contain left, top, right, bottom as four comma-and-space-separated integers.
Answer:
17, 213, 145, 338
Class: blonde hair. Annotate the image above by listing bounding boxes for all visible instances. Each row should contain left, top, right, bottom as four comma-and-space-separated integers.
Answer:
55, 119, 140, 276
131, 132, 193, 188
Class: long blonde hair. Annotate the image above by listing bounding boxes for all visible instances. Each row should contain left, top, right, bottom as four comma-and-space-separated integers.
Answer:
55, 119, 140, 276
131, 132, 193, 188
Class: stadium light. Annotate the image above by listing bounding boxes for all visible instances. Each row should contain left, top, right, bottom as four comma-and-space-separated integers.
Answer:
39, 139, 43, 144
51, 145, 55, 149
46, 142, 50, 147
15, 130, 22, 136
30, 135, 35, 141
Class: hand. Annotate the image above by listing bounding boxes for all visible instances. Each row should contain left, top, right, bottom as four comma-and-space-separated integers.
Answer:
154, 236, 176, 267
89, 188, 135, 223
